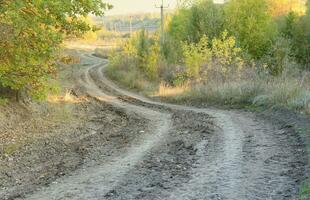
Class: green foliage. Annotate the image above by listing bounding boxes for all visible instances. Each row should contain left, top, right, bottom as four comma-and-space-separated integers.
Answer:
225, 0, 277, 58
299, 178, 310, 200
115, 30, 160, 80
211, 31, 244, 73
147, 42, 160, 80
187, 0, 225, 43
262, 37, 291, 76
135, 30, 160, 80
0, 0, 111, 99
161, 35, 182, 64
164, 9, 191, 63
282, 12, 298, 38
166, 0, 225, 63
182, 35, 211, 79
277, 2, 310, 70
107, 50, 158, 93
182, 31, 244, 81
136, 30, 150, 71
168, 0, 285, 63
106, 0, 310, 121
169, 0, 224, 44
168, 9, 191, 42
289, 9, 310, 69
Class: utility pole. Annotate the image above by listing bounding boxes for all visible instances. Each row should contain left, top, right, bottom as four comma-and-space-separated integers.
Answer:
160, 0, 164, 45
156, 0, 168, 46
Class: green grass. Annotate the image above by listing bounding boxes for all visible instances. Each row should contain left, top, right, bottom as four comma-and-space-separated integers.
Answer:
300, 178, 310, 200
4, 143, 20, 155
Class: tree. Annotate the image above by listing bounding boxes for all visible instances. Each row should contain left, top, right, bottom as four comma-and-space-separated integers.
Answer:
282, 11, 298, 38
187, 0, 225, 43
0, 0, 111, 99
167, 0, 225, 63
168, 8, 191, 43
169, 0, 224, 44
290, 1, 310, 68
225, 0, 277, 58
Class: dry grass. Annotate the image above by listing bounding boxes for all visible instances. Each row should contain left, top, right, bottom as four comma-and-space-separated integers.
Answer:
106, 58, 310, 114
106, 63, 159, 95
154, 83, 189, 97
47, 91, 90, 123
59, 54, 81, 65
156, 73, 310, 114
48, 91, 89, 104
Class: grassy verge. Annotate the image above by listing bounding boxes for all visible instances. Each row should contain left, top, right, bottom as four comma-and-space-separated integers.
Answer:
105, 56, 159, 95
165, 79, 309, 114
105, 61, 310, 115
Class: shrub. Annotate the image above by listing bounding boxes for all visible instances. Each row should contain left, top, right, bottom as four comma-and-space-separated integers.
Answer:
181, 31, 244, 82
106, 30, 161, 92
261, 37, 291, 76
182, 35, 212, 80
210, 31, 244, 79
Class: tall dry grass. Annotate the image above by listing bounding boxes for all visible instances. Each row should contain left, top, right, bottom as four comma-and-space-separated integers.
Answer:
157, 67, 310, 114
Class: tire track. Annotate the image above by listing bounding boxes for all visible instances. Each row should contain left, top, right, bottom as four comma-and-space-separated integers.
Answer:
23, 54, 172, 200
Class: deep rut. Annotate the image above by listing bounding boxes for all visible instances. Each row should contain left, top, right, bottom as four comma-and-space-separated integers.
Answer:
22, 53, 306, 200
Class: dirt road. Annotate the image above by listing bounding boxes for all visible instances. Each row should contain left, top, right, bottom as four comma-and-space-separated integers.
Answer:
21, 52, 306, 200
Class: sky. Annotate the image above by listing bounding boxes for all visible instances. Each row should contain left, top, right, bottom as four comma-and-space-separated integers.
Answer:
105, 0, 178, 15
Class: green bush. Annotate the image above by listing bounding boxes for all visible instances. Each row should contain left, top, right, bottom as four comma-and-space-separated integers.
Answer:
182, 35, 212, 80
261, 37, 291, 76
181, 31, 244, 82
106, 30, 161, 92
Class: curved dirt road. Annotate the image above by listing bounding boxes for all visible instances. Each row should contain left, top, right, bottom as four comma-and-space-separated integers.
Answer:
22, 52, 306, 200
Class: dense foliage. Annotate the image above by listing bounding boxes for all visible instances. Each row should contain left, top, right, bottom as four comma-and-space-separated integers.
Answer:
182, 31, 243, 82
288, 2, 310, 68
108, 0, 310, 87
0, 0, 111, 99
112, 0, 309, 80
225, 0, 277, 59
